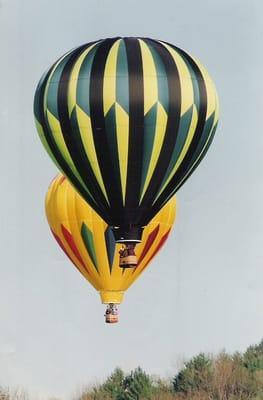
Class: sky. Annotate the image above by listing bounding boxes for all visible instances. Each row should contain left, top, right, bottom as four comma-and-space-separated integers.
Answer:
0, 0, 262, 399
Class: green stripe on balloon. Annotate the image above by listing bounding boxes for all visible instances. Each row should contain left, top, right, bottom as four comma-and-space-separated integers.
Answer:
157, 105, 193, 196
81, 223, 99, 273
76, 44, 98, 116
140, 103, 158, 197
116, 40, 129, 114
46, 53, 72, 119
146, 41, 169, 114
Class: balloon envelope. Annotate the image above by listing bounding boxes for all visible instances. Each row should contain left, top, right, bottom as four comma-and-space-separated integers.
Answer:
36, 37, 218, 241
45, 175, 176, 304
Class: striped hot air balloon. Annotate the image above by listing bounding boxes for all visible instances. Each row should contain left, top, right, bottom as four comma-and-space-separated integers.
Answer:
35, 37, 218, 244
45, 175, 176, 322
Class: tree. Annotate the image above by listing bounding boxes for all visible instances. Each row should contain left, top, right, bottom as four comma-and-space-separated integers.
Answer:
123, 367, 153, 400
173, 353, 212, 394
211, 351, 257, 399
243, 339, 263, 372
102, 368, 125, 400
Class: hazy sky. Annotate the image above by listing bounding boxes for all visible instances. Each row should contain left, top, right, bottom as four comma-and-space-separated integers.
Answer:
0, 0, 262, 399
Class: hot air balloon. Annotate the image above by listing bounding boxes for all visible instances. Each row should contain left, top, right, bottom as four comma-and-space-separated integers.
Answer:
45, 175, 176, 323
35, 37, 218, 266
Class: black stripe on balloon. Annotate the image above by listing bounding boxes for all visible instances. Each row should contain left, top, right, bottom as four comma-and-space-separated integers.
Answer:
57, 43, 112, 223
175, 122, 218, 193
89, 38, 123, 225
148, 43, 208, 220
34, 50, 104, 217
124, 37, 145, 225
138, 38, 181, 224
155, 122, 218, 213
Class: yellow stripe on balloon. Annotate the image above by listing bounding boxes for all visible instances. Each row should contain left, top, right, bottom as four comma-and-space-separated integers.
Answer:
44, 72, 95, 202
66, 183, 101, 287
46, 179, 89, 281
90, 212, 110, 287
190, 54, 219, 121
106, 243, 124, 289
45, 109, 84, 183
214, 85, 220, 124
75, 105, 109, 204
161, 42, 194, 116
103, 39, 121, 116
67, 43, 98, 115
58, 179, 101, 288
139, 39, 158, 115
205, 81, 217, 121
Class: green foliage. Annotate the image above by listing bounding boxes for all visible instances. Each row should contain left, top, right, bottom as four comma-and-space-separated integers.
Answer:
173, 353, 212, 394
6, 338, 258, 400
243, 339, 263, 372
103, 368, 125, 400
122, 367, 153, 400
77, 367, 154, 400
170, 341, 263, 400
76, 341, 263, 400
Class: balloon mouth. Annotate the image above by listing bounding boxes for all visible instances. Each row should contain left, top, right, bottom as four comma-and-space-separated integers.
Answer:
100, 290, 124, 304
111, 225, 144, 243
115, 238, 141, 244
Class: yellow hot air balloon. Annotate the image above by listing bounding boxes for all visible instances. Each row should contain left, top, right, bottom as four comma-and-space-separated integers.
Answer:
45, 175, 176, 323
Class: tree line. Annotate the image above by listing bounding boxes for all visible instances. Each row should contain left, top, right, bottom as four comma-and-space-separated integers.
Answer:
76, 339, 263, 400
0, 339, 262, 399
